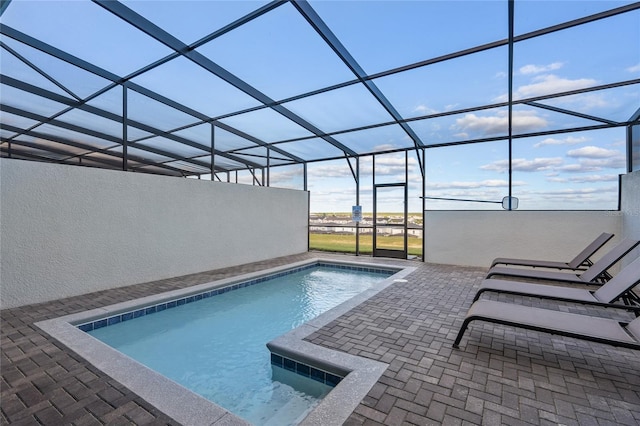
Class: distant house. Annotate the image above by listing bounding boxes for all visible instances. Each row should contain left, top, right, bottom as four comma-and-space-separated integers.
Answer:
310, 215, 421, 236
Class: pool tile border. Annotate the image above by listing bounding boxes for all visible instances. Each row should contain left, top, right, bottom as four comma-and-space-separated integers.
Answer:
75, 261, 395, 333
271, 353, 342, 387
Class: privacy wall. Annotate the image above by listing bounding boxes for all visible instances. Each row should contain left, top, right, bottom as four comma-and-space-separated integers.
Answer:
424, 210, 621, 268
1, 159, 309, 309
621, 170, 640, 266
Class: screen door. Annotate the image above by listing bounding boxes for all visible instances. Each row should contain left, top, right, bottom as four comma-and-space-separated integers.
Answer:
373, 183, 407, 259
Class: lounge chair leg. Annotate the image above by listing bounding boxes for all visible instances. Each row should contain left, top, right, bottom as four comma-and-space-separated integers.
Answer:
452, 320, 471, 348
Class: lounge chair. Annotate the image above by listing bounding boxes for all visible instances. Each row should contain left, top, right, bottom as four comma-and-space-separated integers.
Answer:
474, 256, 640, 308
490, 232, 614, 270
452, 299, 640, 350
485, 238, 640, 285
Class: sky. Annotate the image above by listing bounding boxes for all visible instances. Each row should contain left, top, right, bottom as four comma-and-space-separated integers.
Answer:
1, 1, 638, 213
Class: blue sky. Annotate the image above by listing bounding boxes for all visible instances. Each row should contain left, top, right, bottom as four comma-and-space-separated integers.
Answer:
1, 1, 638, 213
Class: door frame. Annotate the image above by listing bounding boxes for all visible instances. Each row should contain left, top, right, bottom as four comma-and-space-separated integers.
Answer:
373, 182, 408, 259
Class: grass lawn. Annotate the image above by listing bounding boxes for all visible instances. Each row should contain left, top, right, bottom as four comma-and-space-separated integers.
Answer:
309, 233, 422, 257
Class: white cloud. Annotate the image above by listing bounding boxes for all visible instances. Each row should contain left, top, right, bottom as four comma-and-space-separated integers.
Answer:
424, 182, 529, 208
557, 147, 626, 172
413, 104, 438, 115
579, 157, 626, 169
359, 155, 420, 177
514, 185, 619, 210
514, 74, 597, 99
556, 163, 600, 173
567, 146, 620, 158
269, 167, 303, 183
524, 92, 610, 112
308, 164, 352, 178
519, 62, 564, 75
568, 174, 619, 183
481, 157, 563, 172
627, 63, 640, 73
309, 189, 356, 211
569, 93, 609, 109
530, 186, 618, 197
495, 79, 608, 109
546, 174, 618, 183
427, 179, 522, 190
454, 110, 547, 136
372, 144, 398, 152
534, 136, 588, 148
308, 153, 418, 182
556, 161, 624, 173
454, 114, 506, 135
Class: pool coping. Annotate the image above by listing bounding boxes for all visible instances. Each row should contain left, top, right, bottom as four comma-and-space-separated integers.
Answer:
35, 258, 416, 426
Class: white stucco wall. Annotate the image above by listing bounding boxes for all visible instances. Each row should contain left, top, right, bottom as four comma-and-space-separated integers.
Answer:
1, 159, 309, 309
424, 210, 621, 268
621, 170, 640, 267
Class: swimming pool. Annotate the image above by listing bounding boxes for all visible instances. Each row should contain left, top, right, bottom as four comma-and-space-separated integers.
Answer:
82, 264, 392, 424
36, 258, 415, 425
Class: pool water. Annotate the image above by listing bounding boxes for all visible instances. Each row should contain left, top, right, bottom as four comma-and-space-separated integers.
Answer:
87, 265, 390, 425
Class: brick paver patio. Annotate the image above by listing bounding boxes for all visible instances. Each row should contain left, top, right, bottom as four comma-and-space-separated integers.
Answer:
2, 253, 639, 425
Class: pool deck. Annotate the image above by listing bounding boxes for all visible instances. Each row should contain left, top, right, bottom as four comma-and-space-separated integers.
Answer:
2, 252, 639, 425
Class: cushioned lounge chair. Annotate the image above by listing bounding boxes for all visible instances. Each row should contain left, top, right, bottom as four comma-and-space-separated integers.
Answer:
474, 256, 640, 308
490, 232, 614, 270
486, 238, 640, 285
452, 299, 640, 350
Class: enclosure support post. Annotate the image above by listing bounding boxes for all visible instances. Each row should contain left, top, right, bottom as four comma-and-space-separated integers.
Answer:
421, 148, 426, 262
356, 156, 360, 256
507, 0, 514, 210
305, 162, 309, 253
404, 151, 408, 257
210, 123, 215, 180
122, 85, 128, 171
372, 155, 376, 254
303, 163, 307, 192
267, 147, 270, 187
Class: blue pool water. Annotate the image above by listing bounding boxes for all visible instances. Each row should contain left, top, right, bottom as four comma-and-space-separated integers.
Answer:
86, 265, 391, 425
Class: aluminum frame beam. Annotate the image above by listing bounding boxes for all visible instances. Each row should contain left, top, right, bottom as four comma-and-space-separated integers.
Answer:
1, 125, 189, 175
0, 76, 267, 171
1, 1, 637, 176
264, 79, 639, 149
93, 0, 357, 157
0, 25, 299, 168
292, 0, 426, 175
